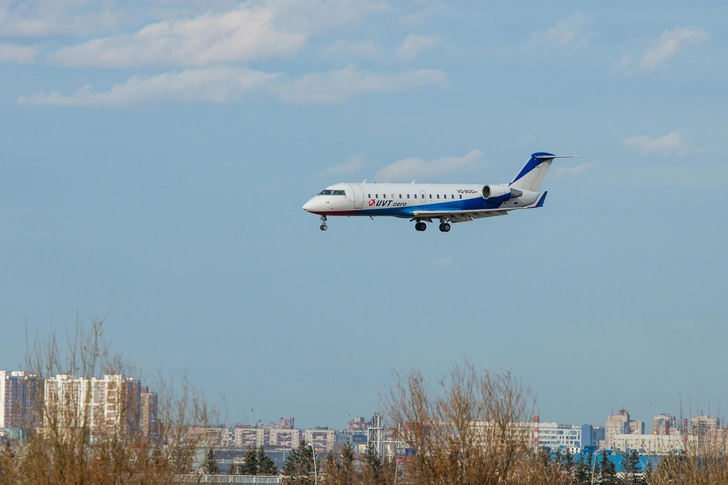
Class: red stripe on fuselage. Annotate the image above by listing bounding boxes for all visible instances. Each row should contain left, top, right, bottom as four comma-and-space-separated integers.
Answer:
307, 210, 360, 216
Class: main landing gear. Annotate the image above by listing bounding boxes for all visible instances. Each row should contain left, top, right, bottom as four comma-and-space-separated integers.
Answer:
319, 215, 328, 231
414, 220, 451, 232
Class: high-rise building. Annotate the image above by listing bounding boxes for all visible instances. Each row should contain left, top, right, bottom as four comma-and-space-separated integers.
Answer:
605, 409, 643, 448
691, 415, 720, 433
629, 420, 645, 435
0, 371, 43, 429
304, 427, 336, 453
605, 409, 630, 448
140, 387, 158, 441
44, 374, 141, 433
654, 414, 676, 435
277, 418, 294, 429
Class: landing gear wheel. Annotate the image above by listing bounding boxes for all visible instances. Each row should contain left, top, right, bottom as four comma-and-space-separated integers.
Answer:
415, 221, 426, 232
439, 221, 451, 232
320, 224, 328, 231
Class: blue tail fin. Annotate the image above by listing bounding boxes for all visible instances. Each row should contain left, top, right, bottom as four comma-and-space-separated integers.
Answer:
510, 152, 555, 192
533, 191, 547, 208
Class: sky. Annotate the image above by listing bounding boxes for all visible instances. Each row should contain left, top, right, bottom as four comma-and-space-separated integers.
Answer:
1, 0, 727, 431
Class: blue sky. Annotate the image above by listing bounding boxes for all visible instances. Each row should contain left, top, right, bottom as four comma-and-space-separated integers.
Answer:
2, 0, 727, 430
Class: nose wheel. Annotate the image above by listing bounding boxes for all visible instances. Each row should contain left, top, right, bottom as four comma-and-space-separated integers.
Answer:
439, 222, 451, 232
319, 215, 328, 231
415, 221, 427, 231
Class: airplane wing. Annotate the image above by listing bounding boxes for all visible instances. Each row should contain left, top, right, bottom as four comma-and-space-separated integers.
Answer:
412, 191, 548, 222
411, 209, 509, 223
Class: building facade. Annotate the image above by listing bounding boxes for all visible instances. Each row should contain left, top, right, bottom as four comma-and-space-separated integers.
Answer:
536, 422, 583, 453
44, 374, 141, 433
0, 371, 43, 429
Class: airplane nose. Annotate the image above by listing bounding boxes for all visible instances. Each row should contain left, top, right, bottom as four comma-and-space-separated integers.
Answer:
302, 199, 315, 212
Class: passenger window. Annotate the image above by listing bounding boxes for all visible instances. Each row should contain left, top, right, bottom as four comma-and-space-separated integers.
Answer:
407, 194, 410, 199
399, 194, 402, 199
436, 194, 440, 199
451, 195, 454, 199
414, 194, 417, 199
459, 194, 462, 199
368, 194, 371, 198
376, 194, 378, 198
429, 194, 432, 199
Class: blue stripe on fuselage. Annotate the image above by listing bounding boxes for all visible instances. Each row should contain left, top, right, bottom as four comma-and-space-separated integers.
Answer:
353, 197, 503, 217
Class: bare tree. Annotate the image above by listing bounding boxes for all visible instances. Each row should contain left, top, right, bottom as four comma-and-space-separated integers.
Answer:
0, 317, 213, 485
383, 361, 571, 485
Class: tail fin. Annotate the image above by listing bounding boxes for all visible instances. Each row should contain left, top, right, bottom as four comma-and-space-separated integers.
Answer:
509, 152, 581, 192
509, 152, 556, 192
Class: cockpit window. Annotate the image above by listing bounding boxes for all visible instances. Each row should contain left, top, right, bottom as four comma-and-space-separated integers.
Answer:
319, 189, 346, 196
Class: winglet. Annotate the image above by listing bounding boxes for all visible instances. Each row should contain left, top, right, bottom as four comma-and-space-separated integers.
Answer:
532, 191, 547, 208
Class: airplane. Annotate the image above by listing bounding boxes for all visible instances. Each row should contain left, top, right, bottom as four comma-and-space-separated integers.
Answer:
302, 152, 578, 232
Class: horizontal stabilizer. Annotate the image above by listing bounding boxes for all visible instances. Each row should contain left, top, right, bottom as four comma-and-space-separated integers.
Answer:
535, 155, 582, 159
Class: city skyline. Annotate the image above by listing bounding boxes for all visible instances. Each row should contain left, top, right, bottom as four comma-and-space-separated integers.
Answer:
3, 366, 724, 448
2, 0, 727, 430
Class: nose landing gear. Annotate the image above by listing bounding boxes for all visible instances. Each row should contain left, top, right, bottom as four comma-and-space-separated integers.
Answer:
319, 215, 328, 231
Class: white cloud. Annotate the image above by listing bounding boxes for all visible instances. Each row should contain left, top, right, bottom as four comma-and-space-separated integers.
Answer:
18, 67, 280, 106
28, 0, 388, 68
638, 27, 709, 71
622, 131, 694, 157
18, 66, 447, 106
319, 155, 363, 176
395, 34, 441, 60
399, 0, 450, 25
48, 6, 306, 68
554, 162, 594, 177
620, 27, 709, 73
322, 39, 379, 58
374, 149, 484, 182
0, 0, 387, 39
266, 0, 389, 34
530, 13, 593, 47
271, 66, 448, 104
0, 0, 119, 37
0, 43, 40, 63
435, 256, 453, 266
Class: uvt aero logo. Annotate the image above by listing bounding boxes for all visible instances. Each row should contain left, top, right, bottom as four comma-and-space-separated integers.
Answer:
369, 199, 393, 207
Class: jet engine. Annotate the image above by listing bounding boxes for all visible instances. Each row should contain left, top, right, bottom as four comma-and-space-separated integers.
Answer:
481, 184, 523, 202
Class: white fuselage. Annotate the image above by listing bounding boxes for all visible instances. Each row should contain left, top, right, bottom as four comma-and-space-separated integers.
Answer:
302, 183, 539, 218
